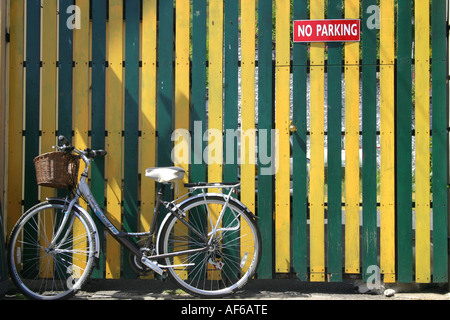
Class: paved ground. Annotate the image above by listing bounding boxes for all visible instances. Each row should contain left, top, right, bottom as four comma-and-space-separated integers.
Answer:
74, 279, 449, 300
3, 278, 447, 301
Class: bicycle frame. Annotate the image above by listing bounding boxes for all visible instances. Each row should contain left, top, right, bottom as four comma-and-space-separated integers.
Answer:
49, 148, 242, 276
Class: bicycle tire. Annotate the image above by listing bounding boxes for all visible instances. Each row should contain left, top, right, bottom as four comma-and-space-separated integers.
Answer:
8, 201, 96, 300
157, 194, 261, 297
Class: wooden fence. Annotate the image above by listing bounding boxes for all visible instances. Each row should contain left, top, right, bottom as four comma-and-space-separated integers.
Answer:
1, 0, 449, 283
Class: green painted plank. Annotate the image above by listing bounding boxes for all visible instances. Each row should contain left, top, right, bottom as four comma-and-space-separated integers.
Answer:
291, 0, 308, 280
222, 0, 239, 278
58, 0, 73, 141
257, 0, 274, 279
223, 0, 238, 185
24, 0, 41, 212
431, 0, 448, 283
158, 0, 173, 169
123, 0, 140, 279
191, 0, 207, 183
23, 0, 41, 277
396, 0, 413, 283
157, 0, 174, 222
58, 0, 74, 201
326, 0, 343, 282
90, 0, 106, 279
361, 0, 379, 282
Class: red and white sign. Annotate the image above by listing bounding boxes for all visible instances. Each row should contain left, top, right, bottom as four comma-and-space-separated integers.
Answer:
293, 19, 360, 43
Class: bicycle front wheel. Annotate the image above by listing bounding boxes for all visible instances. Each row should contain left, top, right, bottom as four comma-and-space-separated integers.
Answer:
158, 195, 261, 297
8, 201, 96, 300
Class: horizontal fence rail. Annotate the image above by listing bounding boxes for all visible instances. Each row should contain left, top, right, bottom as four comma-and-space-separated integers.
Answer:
3, 0, 448, 283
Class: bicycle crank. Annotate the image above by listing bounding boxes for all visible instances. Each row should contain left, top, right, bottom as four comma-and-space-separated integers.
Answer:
140, 257, 167, 278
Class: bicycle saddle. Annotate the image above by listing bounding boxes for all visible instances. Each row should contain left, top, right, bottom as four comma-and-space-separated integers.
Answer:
145, 167, 185, 183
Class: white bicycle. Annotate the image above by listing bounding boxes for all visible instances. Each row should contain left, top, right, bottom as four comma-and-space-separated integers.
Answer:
8, 136, 261, 300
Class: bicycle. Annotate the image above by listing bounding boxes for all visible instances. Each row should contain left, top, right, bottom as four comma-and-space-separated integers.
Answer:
7, 136, 261, 300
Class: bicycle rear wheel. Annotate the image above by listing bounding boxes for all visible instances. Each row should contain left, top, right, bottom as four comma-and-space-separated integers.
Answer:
158, 195, 261, 297
8, 202, 96, 300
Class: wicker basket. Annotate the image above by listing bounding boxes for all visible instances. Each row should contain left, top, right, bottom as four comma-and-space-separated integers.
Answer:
34, 152, 80, 189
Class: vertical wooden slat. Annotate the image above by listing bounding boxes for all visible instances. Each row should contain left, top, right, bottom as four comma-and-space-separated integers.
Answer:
174, 0, 190, 192
380, 0, 395, 283
106, 0, 123, 279
240, 0, 255, 214
90, 0, 106, 279
207, 0, 223, 280
157, 0, 174, 171
41, 0, 57, 156
223, 0, 238, 186
157, 0, 174, 227
275, 0, 290, 274
40, 0, 57, 176
39, 0, 57, 278
292, 0, 308, 280
123, 0, 140, 279
414, 0, 430, 283
191, 0, 207, 183
0, 0, 6, 210
222, 0, 239, 279
344, 0, 360, 275
24, 0, 41, 212
7, 0, 24, 235
141, 0, 157, 235
173, 0, 190, 279
73, 0, 90, 163
257, 0, 274, 279
208, 0, 223, 185
72, 0, 90, 279
240, 0, 256, 275
309, 0, 325, 282
362, 0, 379, 282
327, 0, 343, 282
431, 0, 449, 283
23, 0, 41, 276
58, 0, 73, 143
396, 0, 413, 283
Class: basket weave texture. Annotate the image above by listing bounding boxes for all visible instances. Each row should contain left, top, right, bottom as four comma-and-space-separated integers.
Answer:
34, 152, 80, 189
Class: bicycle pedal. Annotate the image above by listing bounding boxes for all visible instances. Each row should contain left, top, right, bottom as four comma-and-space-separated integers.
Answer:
156, 271, 168, 281
140, 256, 165, 276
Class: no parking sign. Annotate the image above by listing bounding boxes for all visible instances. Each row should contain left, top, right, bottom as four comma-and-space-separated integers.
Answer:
293, 19, 360, 42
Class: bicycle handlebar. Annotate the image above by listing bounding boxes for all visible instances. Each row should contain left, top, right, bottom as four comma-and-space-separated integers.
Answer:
57, 135, 107, 159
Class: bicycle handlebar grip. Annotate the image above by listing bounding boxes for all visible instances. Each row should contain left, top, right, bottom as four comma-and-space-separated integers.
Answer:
94, 150, 107, 157
58, 135, 70, 146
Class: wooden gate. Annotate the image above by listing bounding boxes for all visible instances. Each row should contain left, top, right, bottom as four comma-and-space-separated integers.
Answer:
1, 0, 449, 283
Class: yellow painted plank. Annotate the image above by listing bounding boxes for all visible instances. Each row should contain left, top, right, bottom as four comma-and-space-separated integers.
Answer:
207, 0, 223, 280
140, 0, 157, 234
106, 0, 123, 279
380, 0, 396, 283
0, 0, 6, 208
73, 0, 90, 154
7, 0, 24, 235
173, 0, 190, 279
208, 0, 223, 181
40, 0, 57, 193
39, 0, 57, 277
174, 0, 190, 191
240, 0, 256, 273
309, 0, 325, 282
72, 0, 90, 277
414, 0, 431, 283
275, 0, 290, 273
240, 0, 255, 212
344, 0, 360, 275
